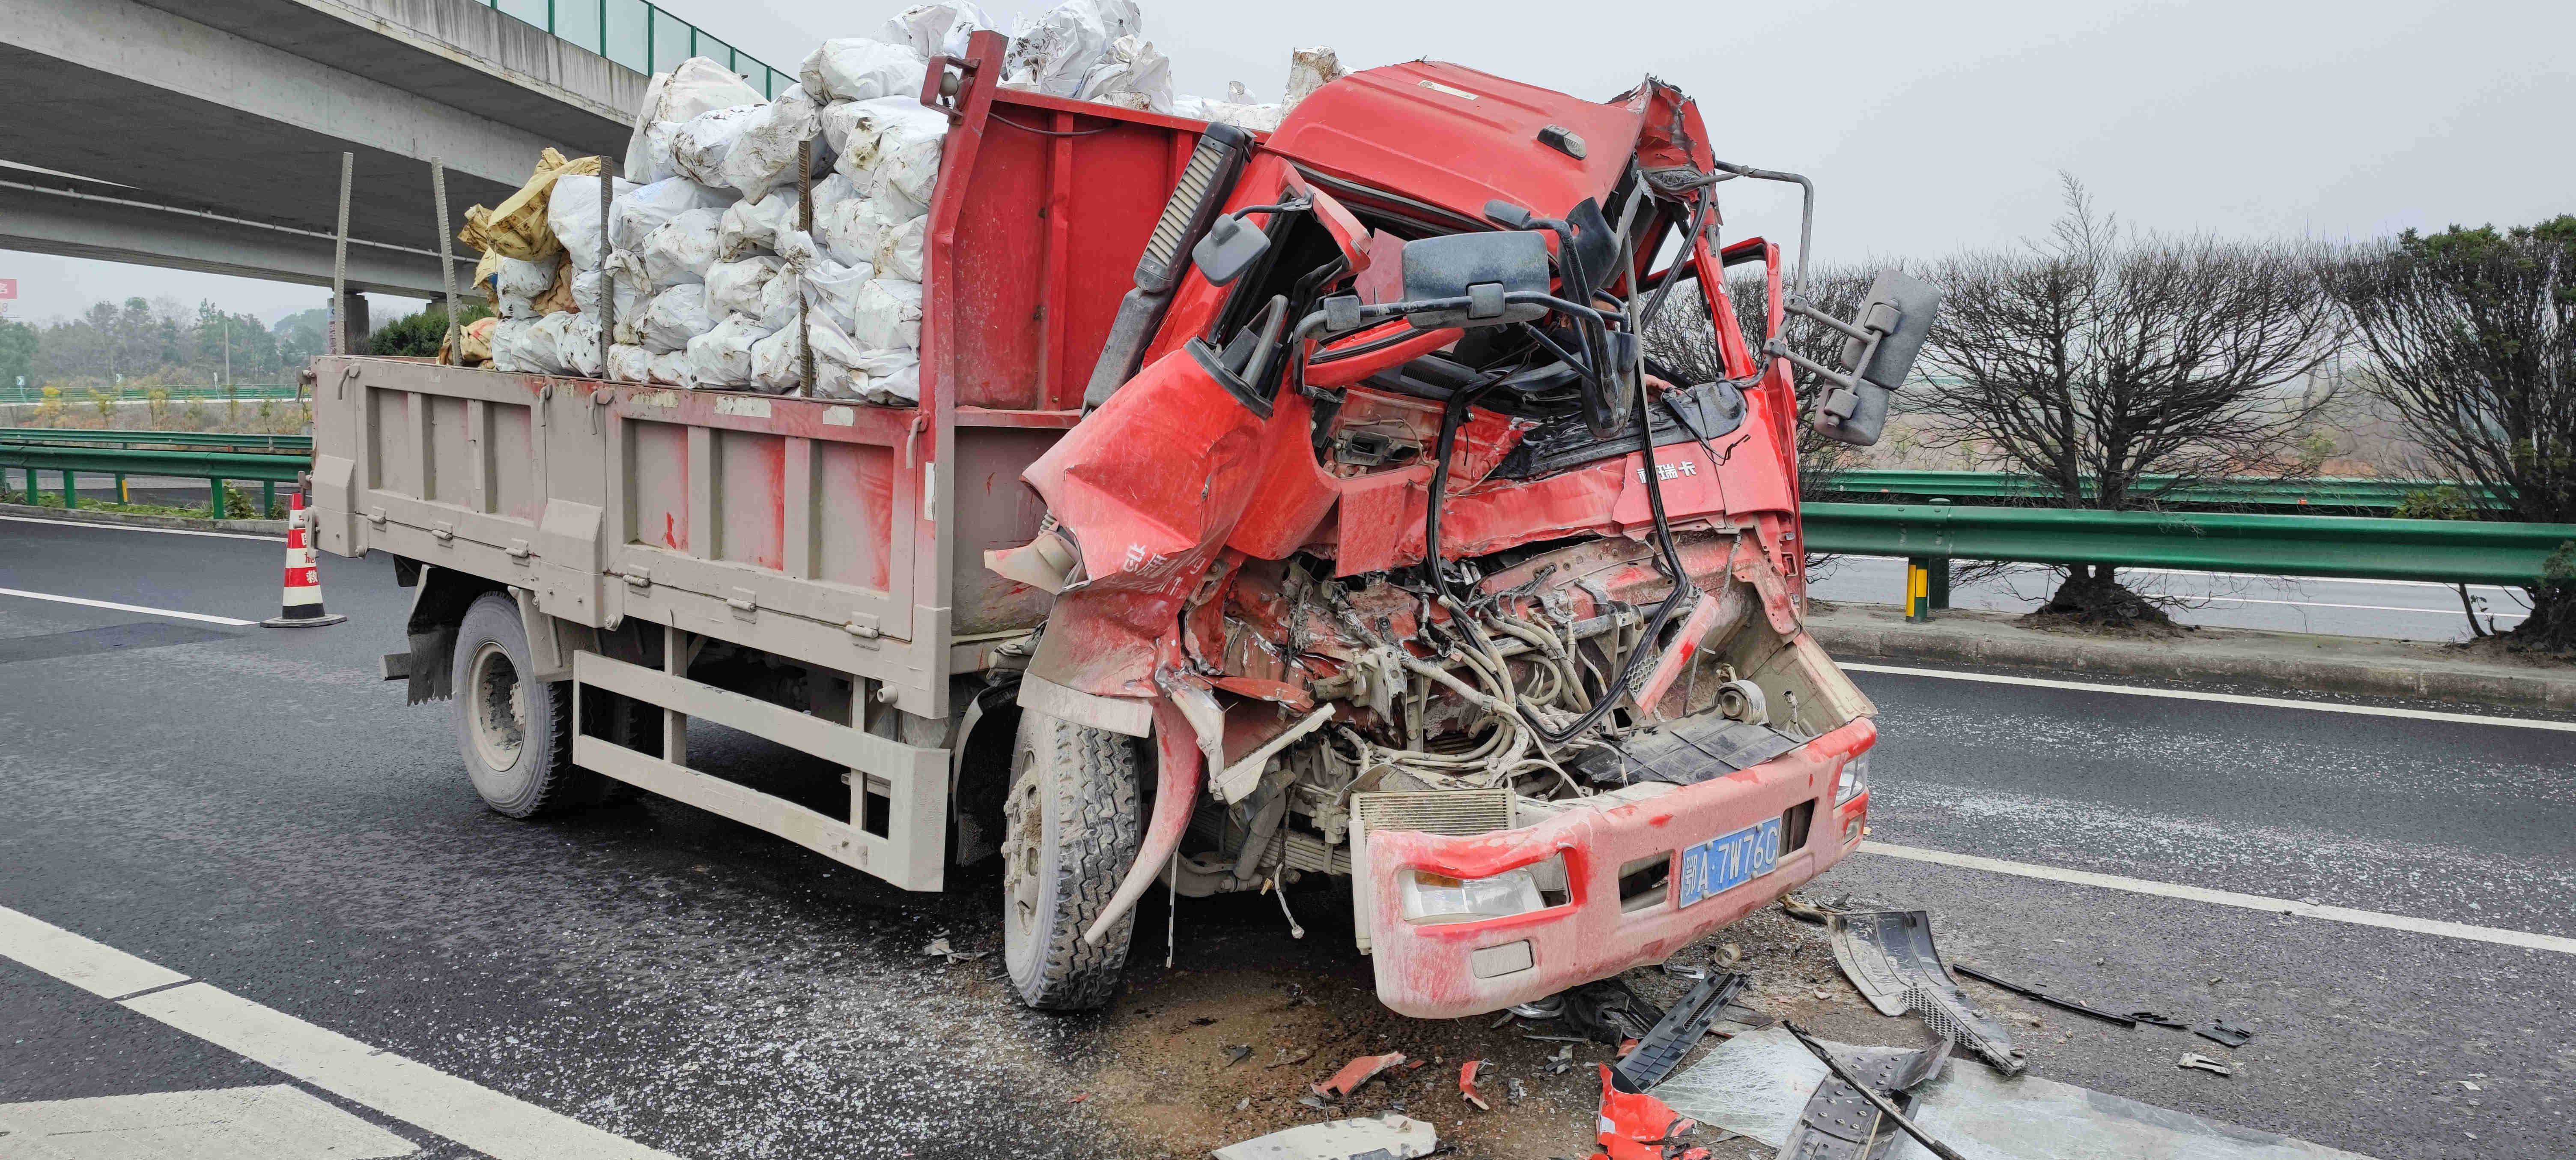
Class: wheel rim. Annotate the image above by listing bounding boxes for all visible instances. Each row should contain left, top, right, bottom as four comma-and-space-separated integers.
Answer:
1002, 744, 1044, 949
465, 640, 528, 780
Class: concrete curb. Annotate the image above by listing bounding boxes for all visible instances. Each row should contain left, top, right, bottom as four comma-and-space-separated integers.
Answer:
0, 502, 288, 537
1811, 605, 2576, 714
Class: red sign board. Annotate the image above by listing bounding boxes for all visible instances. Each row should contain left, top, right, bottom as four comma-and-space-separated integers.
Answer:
0, 279, 16, 299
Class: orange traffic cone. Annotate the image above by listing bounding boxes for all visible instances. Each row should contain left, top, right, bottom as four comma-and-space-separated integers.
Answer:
263, 490, 346, 628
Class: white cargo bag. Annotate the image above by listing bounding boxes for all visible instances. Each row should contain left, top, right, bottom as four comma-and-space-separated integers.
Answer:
706, 255, 785, 319
572, 266, 650, 344
625, 58, 766, 183
861, 352, 922, 405
878, 213, 927, 281
1077, 35, 1173, 113
851, 278, 924, 351
818, 196, 893, 269
608, 343, 655, 384
880, 2, 990, 58
638, 284, 713, 353
562, 314, 605, 378
671, 104, 764, 190
521, 311, 577, 375
649, 350, 692, 387
1002, 0, 1140, 98
799, 39, 928, 103
547, 175, 640, 270
826, 97, 950, 176
488, 317, 540, 373
1284, 46, 1348, 108
641, 208, 723, 288
683, 313, 777, 388
717, 87, 828, 201
493, 255, 558, 319
613, 177, 731, 252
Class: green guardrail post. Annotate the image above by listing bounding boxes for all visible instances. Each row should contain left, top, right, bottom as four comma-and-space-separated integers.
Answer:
209, 477, 225, 520
114, 472, 128, 503
262, 480, 275, 518
1925, 498, 1951, 609
61, 468, 77, 509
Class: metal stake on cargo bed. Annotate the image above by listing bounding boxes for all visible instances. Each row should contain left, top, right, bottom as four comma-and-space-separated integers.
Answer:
598, 157, 613, 376
799, 138, 816, 396
431, 158, 458, 362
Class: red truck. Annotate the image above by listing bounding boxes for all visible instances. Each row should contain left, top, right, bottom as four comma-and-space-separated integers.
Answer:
313, 30, 1935, 1019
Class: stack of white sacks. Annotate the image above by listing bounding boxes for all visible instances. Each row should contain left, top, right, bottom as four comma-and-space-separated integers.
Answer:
485, 0, 1343, 404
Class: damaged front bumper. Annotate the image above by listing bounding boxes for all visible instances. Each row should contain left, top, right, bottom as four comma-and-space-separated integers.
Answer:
1363, 719, 1874, 1019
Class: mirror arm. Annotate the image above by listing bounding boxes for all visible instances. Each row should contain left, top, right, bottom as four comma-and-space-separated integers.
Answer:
1708, 159, 1813, 300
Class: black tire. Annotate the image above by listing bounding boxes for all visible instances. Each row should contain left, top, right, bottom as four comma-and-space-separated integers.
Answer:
1002, 709, 1144, 1010
451, 592, 602, 819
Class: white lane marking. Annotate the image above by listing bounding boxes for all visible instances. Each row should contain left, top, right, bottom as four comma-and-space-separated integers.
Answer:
0, 905, 190, 998
1841, 662, 2576, 733
0, 514, 280, 541
0, 586, 257, 627
0, 905, 686, 1160
0, 1085, 416, 1160
1860, 842, 2576, 956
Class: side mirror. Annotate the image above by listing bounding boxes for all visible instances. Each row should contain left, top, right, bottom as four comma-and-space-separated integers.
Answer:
1810, 269, 1942, 447
1192, 214, 1272, 287
1399, 231, 1551, 329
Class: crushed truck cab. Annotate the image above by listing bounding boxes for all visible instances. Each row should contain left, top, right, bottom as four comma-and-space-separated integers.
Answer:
996, 52, 1901, 1016
312, 30, 1917, 1022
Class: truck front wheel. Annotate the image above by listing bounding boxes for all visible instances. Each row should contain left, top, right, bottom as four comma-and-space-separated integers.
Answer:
1001, 709, 1143, 1010
451, 592, 600, 819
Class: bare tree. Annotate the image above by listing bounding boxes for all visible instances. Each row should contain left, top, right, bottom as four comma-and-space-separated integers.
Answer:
1912, 176, 2343, 623
2326, 216, 2576, 653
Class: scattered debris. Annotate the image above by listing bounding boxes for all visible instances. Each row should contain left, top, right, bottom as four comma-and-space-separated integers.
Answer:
1564, 979, 1665, 1045
918, 936, 985, 964
1221, 1044, 1253, 1070
1780, 1022, 1968, 1160
1312, 1052, 1406, 1098
2196, 1018, 2254, 1049
2178, 1053, 2233, 1076
1662, 963, 1711, 981
1295, 1094, 1328, 1111
1956, 963, 2140, 1027
1717, 942, 1745, 966
1265, 1048, 1314, 1070
1213, 1113, 1438, 1160
2458, 1080, 2482, 1091
1613, 972, 1747, 1094
1068, 1092, 1090, 1103
1459, 1060, 1490, 1111
1780, 894, 1842, 924
1589, 1064, 1704, 1160
1521, 1033, 1592, 1043
1547, 1045, 1575, 1074
1505, 1077, 1527, 1106
1828, 910, 2024, 1074
1488, 1011, 1515, 1029
2129, 1011, 2188, 1029
1235, 1097, 1252, 1112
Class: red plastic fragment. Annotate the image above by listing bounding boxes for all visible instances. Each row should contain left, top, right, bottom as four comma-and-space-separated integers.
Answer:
1587, 1064, 1700, 1160
1460, 1059, 1491, 1111
1312, 1052, 1407, 1098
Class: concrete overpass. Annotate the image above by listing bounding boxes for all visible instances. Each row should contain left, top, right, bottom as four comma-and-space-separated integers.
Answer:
0, 0, 700, 305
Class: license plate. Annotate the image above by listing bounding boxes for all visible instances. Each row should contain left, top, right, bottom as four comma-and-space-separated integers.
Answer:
1676, 817, 1781, 908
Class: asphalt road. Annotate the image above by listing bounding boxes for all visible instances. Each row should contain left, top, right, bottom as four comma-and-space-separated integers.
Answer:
1810, 555, 2527, 641
2, 515, 2570, 1160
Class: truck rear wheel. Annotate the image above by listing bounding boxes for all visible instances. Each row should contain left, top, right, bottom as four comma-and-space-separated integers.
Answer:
1002, 709, 1143, 1010
452, 592, 600, 819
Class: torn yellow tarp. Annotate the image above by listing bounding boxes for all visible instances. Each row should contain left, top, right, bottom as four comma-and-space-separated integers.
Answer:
457, 149, 600, 260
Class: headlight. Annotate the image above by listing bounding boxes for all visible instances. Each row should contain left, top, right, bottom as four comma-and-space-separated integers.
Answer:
1399, 857, 1565, 925
1835, 753, 1869, 805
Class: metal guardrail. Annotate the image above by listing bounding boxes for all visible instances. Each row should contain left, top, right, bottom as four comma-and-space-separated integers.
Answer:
1815, 470, 2504, 511
1, 443, 307, 519
0, 429, 312, 453
481, 0, 791, 99
1801, 502, 2576, 587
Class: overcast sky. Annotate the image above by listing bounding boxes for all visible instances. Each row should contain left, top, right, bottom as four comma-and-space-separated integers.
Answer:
7, 0, 2567, 326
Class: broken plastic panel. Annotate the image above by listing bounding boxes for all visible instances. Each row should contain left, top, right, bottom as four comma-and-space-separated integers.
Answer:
1828, 910, 2024, 1074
